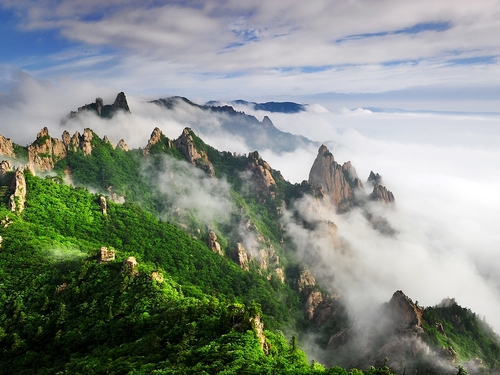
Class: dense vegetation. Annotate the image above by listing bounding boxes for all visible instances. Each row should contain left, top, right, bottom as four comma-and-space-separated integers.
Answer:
1, 125, 499, 374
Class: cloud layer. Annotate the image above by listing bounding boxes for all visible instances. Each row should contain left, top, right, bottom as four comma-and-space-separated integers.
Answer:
2, 1, 500, 109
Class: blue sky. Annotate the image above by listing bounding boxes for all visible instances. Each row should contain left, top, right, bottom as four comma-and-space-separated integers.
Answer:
1, 0, 500, 111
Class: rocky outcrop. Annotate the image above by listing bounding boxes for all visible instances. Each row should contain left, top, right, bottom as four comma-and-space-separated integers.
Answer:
122, 256, 138, 275
370, 184, 395, 204
297, 269, 316, 292
246, 151, 279, 200
8, 167, 26, 213
234, 243, 250, 271
0, 135, 15, 158
207, 231, 223, 255
112, 92, 130, 113
308, 145, 357, 210
250, 314, 269, 354
103, 135, 116, 149
116, 139, 129, 151
70, 92, 131, 119
143, 127, 164, 155
0, 160, 13, 180
387, 290, 423, 328
99, 196, 107, 216
80, 128, 93, 156
98, 247, 115, 263
367, 171, 383, 185
28, 128, 67, 171
174, 128, 215, 177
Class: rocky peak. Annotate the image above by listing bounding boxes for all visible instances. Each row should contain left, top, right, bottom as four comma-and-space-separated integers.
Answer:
246, 151, 278, 200
261, 116, 274, 130
370, 184, 395, 204
143, 127, 163, 155
0, 134, 15, 158
174, 128, 215, 177
102, 135, 116, 149
116, 139, 129, 151
308, 145, 355, 210
207, 231, 223, 255
367, 171, 383, 185
8, 166, 26, 214
342, 161, 364, 190
67, 92, 131, 121
80, 128, 93, 156
28, 128, 67, 172
112, 92, 130, 113
387, 290, 423, 328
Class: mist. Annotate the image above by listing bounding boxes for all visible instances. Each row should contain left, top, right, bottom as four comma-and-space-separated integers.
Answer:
1, 75, 499, 334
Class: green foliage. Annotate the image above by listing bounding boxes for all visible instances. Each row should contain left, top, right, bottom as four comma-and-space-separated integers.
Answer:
423, 303, 500, 368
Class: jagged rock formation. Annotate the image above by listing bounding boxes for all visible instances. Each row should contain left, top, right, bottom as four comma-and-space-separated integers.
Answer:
387, 290, 423, 328
0, 160, 13, 180
99, 196, 107, 216
308, 145, 359, 210
103, 135, 116, 149
98, 247, 115, 263
250, 314, 269, 354
8, 167, 26, 213
28, 127, 67, 171
116, 139, 129, 151
80, 128, 93, 156
174, 128, 215, 177
143, 127, 165, 155
366, 171, 395, 204
207, 231, 223, 255
234, 243, 250, 271
297, 269, 316, 292
246, 151, 279, 200
370, 184, 395, 203
0, 135, 15, 157
68, 92, 131, 119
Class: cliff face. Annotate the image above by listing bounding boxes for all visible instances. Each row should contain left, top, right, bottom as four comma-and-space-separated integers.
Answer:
174, 128, 215, 177
8, 166, 26, 213
28, 127, 67, 171
246, 151, 279, 201
308, 145, 357, 210
0, 135, 15, 158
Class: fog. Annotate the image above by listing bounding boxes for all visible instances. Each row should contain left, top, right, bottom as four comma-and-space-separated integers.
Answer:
1, 76, 500, 336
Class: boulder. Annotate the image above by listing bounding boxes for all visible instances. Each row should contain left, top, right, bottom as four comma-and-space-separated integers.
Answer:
122, 256, 138, 275
207, 231, 223, 255
98, 247, 115, 263
234, 243, 250, 271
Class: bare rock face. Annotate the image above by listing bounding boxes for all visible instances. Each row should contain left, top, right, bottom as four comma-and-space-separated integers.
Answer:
69, 131, 80, 153
308, 145, 355, 210
207, 231, 223, 255
174, 128, 215, 177
370, 184, 395, 204
304, 290, 324, 320
297, 269, 316, 292
246, 151, 278, 200
0, 135, 15, 157
387, 290, 423, 328
274, 267, 285, 283
250, 314, 269, 354
103, 135, 116, 149
367, 171, 383, 185
98, 247, 115, 263
143, 127, 163, 155
116, 139, 129, 151
0, 160, 13, 180
342, 161, 364, 190
234, 243, 250, 271
112, 92, 130, 113
8, 166, 26, 213
80, 128, 93, 156
28, 127, 67, 171
99, 196, 107, 216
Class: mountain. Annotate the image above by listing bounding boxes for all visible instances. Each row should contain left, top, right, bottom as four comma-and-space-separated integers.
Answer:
0, 93, 499, 375
151, 96, 316, 153
206, 99, 307, 113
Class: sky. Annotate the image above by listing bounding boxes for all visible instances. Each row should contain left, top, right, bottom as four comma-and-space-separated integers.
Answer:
1, 0, 500, 336
1, 0, 500, 111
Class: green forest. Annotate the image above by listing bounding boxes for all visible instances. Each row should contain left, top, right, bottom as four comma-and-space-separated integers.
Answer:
0, 127, 499, 374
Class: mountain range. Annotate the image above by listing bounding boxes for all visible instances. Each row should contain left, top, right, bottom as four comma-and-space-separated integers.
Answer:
0, 93, 498, 375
